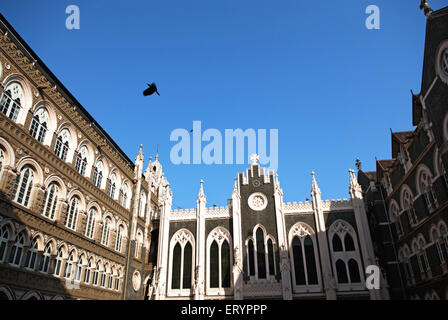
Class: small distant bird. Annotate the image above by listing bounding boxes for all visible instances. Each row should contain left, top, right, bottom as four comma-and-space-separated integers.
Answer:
143, 83, 160, 96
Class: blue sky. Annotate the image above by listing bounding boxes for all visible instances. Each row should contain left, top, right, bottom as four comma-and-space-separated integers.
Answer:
1, 0, 444, 209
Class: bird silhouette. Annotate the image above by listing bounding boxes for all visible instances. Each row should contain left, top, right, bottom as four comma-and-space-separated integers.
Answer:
143, 83, 160, 96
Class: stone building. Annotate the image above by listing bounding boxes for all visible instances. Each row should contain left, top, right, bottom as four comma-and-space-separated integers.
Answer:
358, 5, 448, 300
149, 154, 388, 300
0, 14, 167, 300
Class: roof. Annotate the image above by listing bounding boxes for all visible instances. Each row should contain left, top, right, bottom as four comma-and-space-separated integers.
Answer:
0, 14, 135, 170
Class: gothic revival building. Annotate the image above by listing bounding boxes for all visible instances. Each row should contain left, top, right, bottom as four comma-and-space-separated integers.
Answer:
0, 14, 168, 300
149, 155, 388, 300
358, 5, 448, 300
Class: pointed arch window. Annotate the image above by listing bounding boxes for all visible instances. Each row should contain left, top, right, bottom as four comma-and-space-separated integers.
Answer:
419, 170, 438, 211
267, 239, 275, 276
332, 234, 343, 252
64, 252, 75, 279
53, 248, 64, 277
120, 184, 128, 208
93, 161, 103, 188
84, 259, 93, 284
169, 230, 194, 293
29, 108, 48, 143
255, 228, 267, 279
24, 238, 38, 270
0, 82, 23, 122
336, 259, 349, 283
92, 262, 100, 286
390, 202, 403, 237
9, 232, 25, 266
107, 173, 116, 198
11, 166, 34, 207
39, 244, 52, 273
115, 270, 121, 291
75, 146, 88, 176
247, 239, 255, 276
85, 207, 96, 239
0, 226, 9, 263
207, 228, 232, 291
100, 265, 107, 287
101, 217, 112, 246
42, 183, 59, 220
54, 129, 70, 161
115, 224, 124, 252
403, 189, 418, 225
65, 196, 79, 230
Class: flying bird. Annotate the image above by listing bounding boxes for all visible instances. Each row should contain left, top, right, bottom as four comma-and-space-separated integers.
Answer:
143, 83, 160, 96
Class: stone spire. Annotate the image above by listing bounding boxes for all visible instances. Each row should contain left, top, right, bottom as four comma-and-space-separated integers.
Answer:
349, 169, 363, 199
198, 179, 206, 203
311, 171, 321, 196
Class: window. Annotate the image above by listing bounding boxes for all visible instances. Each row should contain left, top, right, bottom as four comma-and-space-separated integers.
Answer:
115, 225, 124, 252
246, 226, 276, 281
330, 220, 363, 286
65, 196, 79, 230
289, 223, 319, 289
39, 244, 52, 273
135, 230, 143, 259
247, 239, 255, 276
390, 202, 403, 237
93, 161, 103, 188
443, 49, 448, 75
207, 227, 232, 291
75, 146, 88, 176
9, 232, 25, 266
85, 207, 96, 239
120, 184, 128, 208
402, 189, 418, 225
92, 262, 100, 286
84, 259, 93, 284
42, 183, 59, 220
115, 270, 121, 291
24, 238, 38, 270
170, 230, 194, 292
0, 82, 23, 122
54, 129, 70, 161
100, 265, 107, 287
54, 248, 64, 277
256, 228, 266, 279
101, 217, 112, 246
0, 226, 9, 263
74, 256, 83, 282
11, 166, 34, 207
107, 173, 116, 198
29, 108, 48, 143
419, 169, 437, 211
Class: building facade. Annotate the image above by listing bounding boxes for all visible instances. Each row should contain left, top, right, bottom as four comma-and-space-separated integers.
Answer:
149, 155, 388, 300
0, 14, 167, 300
358, 5, 448, 300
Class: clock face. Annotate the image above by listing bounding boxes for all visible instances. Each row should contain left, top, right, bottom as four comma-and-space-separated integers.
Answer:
248, 192, 268, 211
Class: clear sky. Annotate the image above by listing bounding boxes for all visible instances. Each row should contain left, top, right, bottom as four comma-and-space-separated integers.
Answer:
1, 0, 445, 209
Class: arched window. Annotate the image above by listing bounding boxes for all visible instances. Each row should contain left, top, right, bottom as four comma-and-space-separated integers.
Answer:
336, 259, 348, 283
107, 173, 116, 198
74, 255, 83, 282
85, 208, 96, 239
255, 228, 266, 279
138, 193, 146, 218
330, 220, 363, 287
64, 252, 75, 279
419, 169, 438, 210
53, 248, 64, 277
114, 269, 120, 291
24, 238, 38, 270
42, 183, 59, 220
11, 166, 34, 207
9, 232, 25, 266
289, 223, 319, 288
54, 129, 70, 161
332, 235, 343, 252
207, 227, 232, 291
120, 184, 128, 208
247, 239, 255, 276
115, 224, 124, 252
39, 244, 52, 273
267, 238, 275, 276
93, 161, 103, 188
0, 226, 9, 263
65, 196, 79, 231
84, 259, 93, 284
75, 146, 88, 176
107, 267, 113, 289
415, 237, 430, 275
170, 230, 194, 292
390, 201, 403, 237
402, 189, 418, 225
399, 246, 414, 286
100, 265, 107, 288
29, 108, 48, 143
92, 262, 100, 286
101, 217, 112, 246
0, 82, 23, 122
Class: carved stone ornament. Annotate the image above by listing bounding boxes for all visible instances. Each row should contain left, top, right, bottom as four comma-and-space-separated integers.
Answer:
132, 271, 141, 292
248, 192, 268, 211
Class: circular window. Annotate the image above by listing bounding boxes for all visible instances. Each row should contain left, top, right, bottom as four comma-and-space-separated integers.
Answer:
436, 41, 448, 84
248, 192, 268, 211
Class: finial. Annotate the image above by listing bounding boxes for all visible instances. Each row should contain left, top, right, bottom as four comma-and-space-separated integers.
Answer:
355, 158, 362, 171
420, 0, 433, 17
311, 171, 315, 176
250, 154, 259, 165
